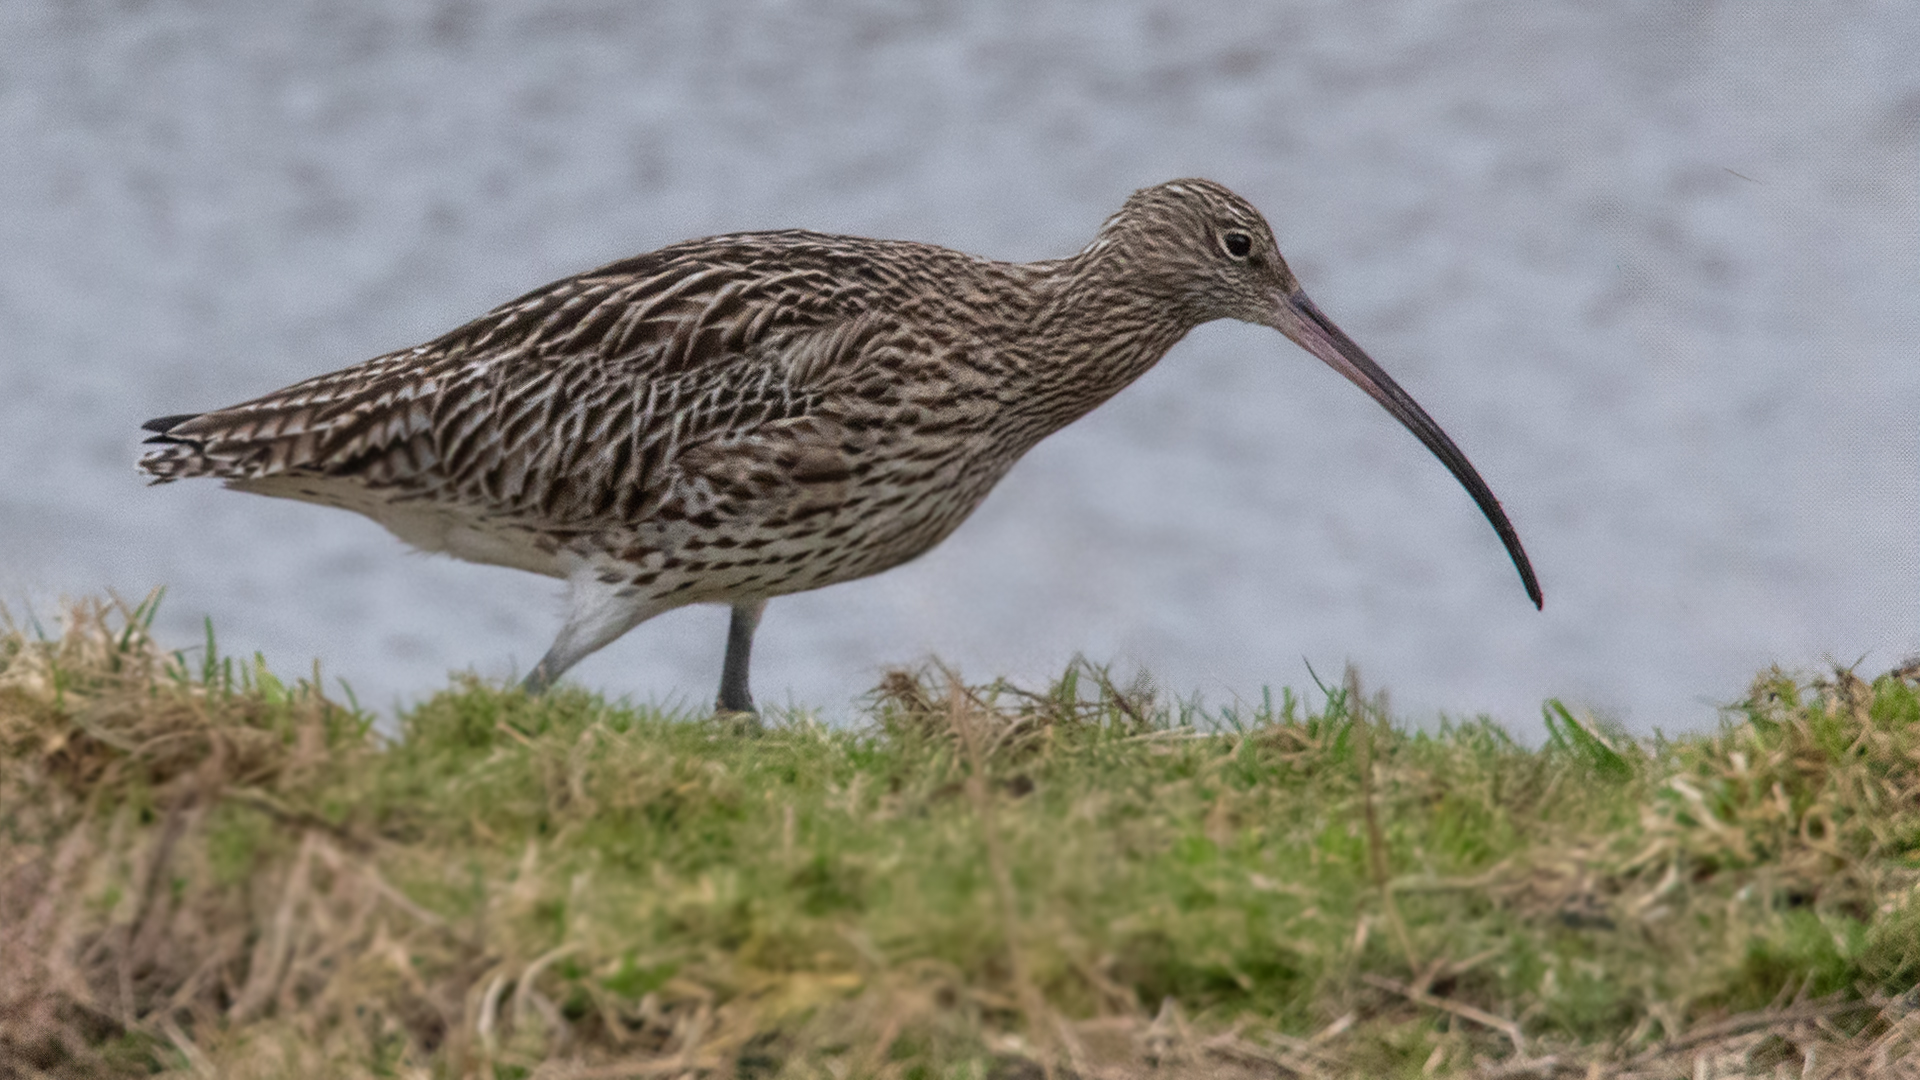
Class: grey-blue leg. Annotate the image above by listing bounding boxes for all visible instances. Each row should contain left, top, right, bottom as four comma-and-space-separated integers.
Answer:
717, 600, 767, 713
522, 566, 662, 695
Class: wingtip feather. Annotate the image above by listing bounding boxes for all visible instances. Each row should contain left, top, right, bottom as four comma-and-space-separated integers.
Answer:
141, 412, 201, 434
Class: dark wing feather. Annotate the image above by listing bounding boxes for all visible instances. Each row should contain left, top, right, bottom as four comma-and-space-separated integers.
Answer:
142, 413, 201, 434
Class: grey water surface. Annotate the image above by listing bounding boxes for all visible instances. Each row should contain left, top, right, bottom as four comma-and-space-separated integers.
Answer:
3, 2, 1915, 735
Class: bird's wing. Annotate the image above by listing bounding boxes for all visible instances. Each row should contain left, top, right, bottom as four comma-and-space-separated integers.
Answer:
138, 233, 910, 525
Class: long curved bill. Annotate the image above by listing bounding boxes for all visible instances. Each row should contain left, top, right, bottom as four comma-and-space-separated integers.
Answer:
1271, 289, 1543, 609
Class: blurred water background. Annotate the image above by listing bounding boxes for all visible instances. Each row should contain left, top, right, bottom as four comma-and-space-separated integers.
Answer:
2, 2, 1915, 735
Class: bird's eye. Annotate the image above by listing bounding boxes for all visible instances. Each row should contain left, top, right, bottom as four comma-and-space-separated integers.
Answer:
1222, 231, 1253, 259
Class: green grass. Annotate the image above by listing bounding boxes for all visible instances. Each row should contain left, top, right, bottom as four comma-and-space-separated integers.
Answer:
3, 593, 1918, 1078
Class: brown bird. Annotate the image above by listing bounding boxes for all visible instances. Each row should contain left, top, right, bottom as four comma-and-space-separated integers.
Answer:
139, 179, 1541, 713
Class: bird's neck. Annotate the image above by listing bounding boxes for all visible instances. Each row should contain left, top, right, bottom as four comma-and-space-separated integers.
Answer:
994, 250, 1199, 441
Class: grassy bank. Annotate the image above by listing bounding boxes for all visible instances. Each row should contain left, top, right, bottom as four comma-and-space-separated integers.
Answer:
3, 595, 1919, 1078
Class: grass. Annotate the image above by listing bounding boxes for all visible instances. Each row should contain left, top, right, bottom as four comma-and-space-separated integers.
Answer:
3, 593, 1919, 1078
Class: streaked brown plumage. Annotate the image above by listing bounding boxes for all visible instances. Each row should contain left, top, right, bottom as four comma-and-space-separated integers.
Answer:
139, 179, 1541, 713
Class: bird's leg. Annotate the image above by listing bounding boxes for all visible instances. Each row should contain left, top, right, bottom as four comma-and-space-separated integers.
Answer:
716, 599, 767, 714
522, 566, 659, 695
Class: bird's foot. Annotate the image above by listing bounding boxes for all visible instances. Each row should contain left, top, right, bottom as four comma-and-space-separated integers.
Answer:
708, 703, 763, 736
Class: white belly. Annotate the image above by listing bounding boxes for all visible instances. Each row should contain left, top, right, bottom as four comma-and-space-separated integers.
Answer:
229, 475, 568, 578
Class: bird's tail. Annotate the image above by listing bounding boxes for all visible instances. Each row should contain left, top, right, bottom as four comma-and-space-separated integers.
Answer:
136, 413, 216, 483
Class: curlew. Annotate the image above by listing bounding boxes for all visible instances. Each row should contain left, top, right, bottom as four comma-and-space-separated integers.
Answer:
139, 179, 1541, 714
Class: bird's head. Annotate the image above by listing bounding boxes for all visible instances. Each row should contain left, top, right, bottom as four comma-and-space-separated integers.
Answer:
1088, 178, 1544, 609
1085, 178, 1301, 328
